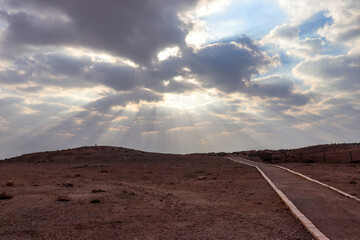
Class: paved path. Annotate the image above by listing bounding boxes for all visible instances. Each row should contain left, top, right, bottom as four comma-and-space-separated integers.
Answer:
228, 157, 360, 240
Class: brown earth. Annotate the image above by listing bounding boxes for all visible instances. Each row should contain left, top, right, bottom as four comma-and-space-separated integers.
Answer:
0, 146, 312, 239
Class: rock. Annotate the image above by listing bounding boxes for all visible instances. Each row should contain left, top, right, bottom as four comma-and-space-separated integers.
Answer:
91, 188, 106, 193
57, 195, 70, 202
198, 176, 206, 180
62, 181, 74, 187
0, 192, 13, 200
6, 181, 15, 187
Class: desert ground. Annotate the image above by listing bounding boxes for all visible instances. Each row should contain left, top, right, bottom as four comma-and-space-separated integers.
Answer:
0, 146, 312, 239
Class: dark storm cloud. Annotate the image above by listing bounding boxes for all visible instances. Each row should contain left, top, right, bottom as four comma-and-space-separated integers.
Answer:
1, 0, 198, 65
248, 76, 311, 106
43, 54, 91, 77
0, 53, 137, 90
0, 0, 293, 100
0, 69, 27, 84
185, 37, 278, 92
87, 63, 137, 91
0, 10, 75, 51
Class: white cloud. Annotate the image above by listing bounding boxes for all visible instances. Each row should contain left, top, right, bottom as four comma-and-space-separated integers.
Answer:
277, 0, 360, 47
261, 24, 323, 58
318, 2, 360, 47
293, 48, 360, 91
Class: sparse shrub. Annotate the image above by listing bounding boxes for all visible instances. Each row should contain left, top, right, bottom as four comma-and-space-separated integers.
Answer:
258, 152, 272, 162
0, 192, 13, 200
349, 180, 357, 184
90, 199, 101, 203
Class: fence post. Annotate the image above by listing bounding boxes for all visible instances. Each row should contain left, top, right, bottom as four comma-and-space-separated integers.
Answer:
300, 152, 302, 162
323, 151, 326, 163
350, 151, 353, 163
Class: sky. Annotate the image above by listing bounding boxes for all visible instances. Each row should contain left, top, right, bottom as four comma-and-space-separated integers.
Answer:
0, 0, 359, 159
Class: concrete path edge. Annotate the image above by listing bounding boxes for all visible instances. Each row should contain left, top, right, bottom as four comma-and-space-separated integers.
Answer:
227, 157, 329, 240
273, 164, 360, 202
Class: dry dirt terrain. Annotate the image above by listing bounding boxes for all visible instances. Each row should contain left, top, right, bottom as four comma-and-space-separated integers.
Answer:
0, 146, 312, 239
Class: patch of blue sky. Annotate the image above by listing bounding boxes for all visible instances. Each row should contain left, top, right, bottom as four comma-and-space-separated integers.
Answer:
0, 22, 6, 31
255, 45, 303, 84
298, 11, 333, 39
321, 41, 348, 56
201, 0, 287, 42
298, 12, 348, 56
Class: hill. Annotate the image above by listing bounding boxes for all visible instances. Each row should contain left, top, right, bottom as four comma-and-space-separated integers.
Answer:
0, 146, 311, 239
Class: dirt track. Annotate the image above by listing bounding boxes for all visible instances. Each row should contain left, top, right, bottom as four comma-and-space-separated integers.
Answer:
0, 147, 311, 239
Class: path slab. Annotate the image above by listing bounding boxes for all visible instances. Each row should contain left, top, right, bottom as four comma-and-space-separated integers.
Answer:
228, 157, 360, 240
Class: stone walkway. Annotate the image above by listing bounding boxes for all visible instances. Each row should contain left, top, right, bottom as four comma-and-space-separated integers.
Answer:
228, 157, 360, 240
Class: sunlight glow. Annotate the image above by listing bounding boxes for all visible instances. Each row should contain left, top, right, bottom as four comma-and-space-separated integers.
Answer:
157, 46, 181, 61
185, 20, 211, 48
64, 47, 138, 68
194, 0, 232, 17
161, 91, 217, 110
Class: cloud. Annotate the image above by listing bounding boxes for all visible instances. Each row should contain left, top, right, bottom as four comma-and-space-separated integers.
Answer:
317, 2, 360, 47
186, 37, 280, 92
1, 0, 200, 65
267, 24, 300, 39
249, 75, 305, 100
293, 48, 360, 91
17, 86, 44, 93
86, 89, 163, 113
277, 0, 360, 47
261, 24, 323, 58
1, 35, 283, 97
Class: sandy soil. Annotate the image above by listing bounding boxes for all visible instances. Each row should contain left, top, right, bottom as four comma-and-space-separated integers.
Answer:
278, 163, 360, 198
0, 146, 312, 239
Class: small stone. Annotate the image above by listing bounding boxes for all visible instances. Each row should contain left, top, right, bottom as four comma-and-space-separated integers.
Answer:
6, 181, 15, 187
57, 195, 70, 202
62, 181, 74, 187
91, 188, 106, 193
198, 176, 206, 180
